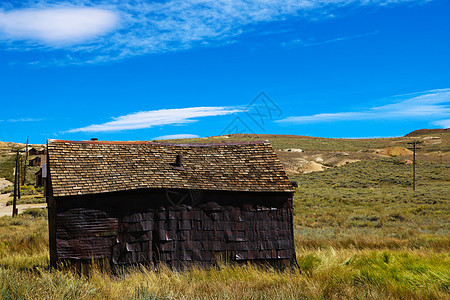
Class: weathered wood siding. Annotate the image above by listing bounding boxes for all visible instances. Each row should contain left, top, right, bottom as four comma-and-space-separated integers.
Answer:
56, 208, 119, 259
53, 189, 295, 268
155, 202, 294, 269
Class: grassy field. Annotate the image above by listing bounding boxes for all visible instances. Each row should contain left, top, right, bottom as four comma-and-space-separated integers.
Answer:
0, 131, 448, 299
0, 209, 448, 299
292, 158, 449, 239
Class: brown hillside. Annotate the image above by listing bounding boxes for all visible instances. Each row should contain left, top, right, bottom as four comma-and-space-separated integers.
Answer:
405, 128, 449, 137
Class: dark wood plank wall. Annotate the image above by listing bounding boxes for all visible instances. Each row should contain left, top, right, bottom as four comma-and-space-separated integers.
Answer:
53, 189, 295, 268
155, 203, 295, 269
56, 208, 119, 259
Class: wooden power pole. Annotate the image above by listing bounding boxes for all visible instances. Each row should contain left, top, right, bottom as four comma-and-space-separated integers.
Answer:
12, 149, 19, 217
407, 141, 423, 191
18, 156, 22, 200
23, 137, 28, 185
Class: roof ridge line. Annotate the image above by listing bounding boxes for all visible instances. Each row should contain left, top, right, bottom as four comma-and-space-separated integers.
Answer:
47, 139, 271, 147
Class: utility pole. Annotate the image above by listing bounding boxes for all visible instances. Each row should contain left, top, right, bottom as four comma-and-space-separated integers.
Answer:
407, 141, 422, 191
18, 156, 22, 200
23, 137, 28, 185
12, 149, 19, 217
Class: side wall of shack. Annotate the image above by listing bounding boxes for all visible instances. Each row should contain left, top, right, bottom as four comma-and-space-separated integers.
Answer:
49, 189, 296, 268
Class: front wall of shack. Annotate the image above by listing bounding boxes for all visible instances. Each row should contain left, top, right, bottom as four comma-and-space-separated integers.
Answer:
53, 189, 295, 268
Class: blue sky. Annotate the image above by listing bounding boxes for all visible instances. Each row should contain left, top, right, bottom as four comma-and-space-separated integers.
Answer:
0, 0, 449, 144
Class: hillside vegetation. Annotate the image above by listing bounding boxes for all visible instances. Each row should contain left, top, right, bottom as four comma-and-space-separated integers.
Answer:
158, 129, 450, 153
0, 130, 449, 299
0, 143, 44, 206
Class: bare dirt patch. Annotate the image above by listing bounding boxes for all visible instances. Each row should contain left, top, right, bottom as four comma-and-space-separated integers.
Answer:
0, 202, 47, 217
301, 161, 328, 173
0, 178, 12, 190
376, 147, 413, 157
276, 150, 374, 174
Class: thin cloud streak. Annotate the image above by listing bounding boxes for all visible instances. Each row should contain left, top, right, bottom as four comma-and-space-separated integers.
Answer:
68, 106, 242, 133
281, 31, 380, 49
278, 88, 450, 124
0, 0, 421, 64
154, 134, 200, 140
7, 117, 44, 122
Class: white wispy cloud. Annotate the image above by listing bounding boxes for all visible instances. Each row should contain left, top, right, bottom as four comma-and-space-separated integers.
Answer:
154, 134, 200, 140
432, 119, 450, 128
0, 0, 421, 64
0, 7, 119, 46
278, 88, 450, 125
68, 106, 242, 133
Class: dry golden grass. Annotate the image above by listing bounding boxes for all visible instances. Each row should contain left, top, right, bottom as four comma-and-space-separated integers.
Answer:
0, 199, 448, 300
0, 239, 448, 299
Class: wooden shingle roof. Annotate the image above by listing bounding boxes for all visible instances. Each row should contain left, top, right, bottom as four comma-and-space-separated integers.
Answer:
47, 140, 295, 197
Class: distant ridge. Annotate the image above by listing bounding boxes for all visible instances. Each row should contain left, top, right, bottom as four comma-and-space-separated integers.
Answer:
405, 128, 449, 137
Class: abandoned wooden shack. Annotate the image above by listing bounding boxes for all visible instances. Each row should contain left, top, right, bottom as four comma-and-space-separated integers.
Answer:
29, 156, 41, 166
28, 147, 45, 156
46, 139, 296, 269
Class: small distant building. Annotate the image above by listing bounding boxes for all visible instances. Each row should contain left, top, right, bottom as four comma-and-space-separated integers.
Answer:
46, 139, 297, 269
29, 154, 46, 167
28, 147, 45, 156
29, 156, 41, 166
